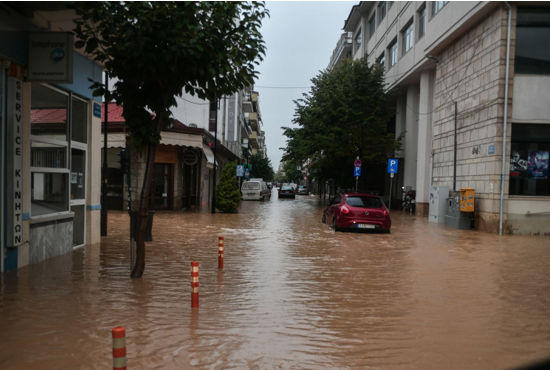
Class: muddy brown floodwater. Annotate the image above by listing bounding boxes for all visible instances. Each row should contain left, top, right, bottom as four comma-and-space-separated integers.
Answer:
1, 192, 550, 369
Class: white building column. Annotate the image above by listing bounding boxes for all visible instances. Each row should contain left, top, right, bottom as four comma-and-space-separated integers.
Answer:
86, 102, 102, 245
415, 70, 435, 216
404, 84, 419, 191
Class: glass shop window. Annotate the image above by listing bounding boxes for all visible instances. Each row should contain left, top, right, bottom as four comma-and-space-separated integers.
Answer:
509, 124, 550, 196
515, 7, 550, 75
31, 172, 69, 216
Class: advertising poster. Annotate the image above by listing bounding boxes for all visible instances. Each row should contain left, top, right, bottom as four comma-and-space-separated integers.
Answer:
511, 150, 548, 180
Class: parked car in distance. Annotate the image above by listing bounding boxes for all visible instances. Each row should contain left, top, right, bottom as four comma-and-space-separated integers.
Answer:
322, 191, 391, 232
296, 185, 308, 195
278, 185, 296, 199
241, 180, 271, 201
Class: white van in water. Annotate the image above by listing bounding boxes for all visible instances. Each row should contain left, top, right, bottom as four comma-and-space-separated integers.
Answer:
241, 179, 272, 201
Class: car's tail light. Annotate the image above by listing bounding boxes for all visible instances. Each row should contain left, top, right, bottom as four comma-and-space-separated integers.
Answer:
341, 206, 350, 214
383, 208, 389, 216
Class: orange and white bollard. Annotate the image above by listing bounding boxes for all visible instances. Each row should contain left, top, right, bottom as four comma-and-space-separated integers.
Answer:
218, 236, 224, 269
191, 261, 199, 307
112, 327, 127, 370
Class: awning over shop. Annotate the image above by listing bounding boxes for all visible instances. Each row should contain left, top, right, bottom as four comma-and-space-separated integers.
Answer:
202, 144, 218, 168
101, 132, 203, 149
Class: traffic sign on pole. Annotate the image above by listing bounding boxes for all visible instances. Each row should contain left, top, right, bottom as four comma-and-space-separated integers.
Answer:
387, 159, 399, 173
354, 159, 362, 167
354, 166, 361, 177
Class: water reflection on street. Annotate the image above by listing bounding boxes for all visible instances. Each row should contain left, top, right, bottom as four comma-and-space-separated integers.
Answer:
1, 191, 550, 369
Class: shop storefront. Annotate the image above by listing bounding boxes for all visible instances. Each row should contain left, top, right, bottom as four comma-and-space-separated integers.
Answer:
1, 6, 103, 272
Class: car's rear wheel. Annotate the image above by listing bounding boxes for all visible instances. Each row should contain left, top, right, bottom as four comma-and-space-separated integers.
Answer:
322, 214, 326, 224
332, 218, 339, 232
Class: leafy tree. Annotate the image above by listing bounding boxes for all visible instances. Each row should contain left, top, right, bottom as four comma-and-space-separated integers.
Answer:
279, 161, 302, 183
249, 154, 275, 180
282, 56, 402, 191
73, 1, 268, 278
215, 161, 241, 213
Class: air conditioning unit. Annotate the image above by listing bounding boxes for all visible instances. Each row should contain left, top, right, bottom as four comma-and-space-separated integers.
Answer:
189, 123, 197, 128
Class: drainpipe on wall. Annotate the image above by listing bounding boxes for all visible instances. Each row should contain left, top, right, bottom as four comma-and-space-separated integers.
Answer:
499, 2, 512, 236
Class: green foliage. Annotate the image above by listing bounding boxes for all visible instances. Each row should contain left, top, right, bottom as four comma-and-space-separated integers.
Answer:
215, 161, 241, 213
281, 56, 402, 189
249, 154, 275, 180
72, 1, 269, 150
278, 161, 302, 183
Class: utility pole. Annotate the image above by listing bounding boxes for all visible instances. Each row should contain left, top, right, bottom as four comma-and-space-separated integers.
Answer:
101, 73, 109, 236
453, 101, 457, 192
211, 98, 219, 214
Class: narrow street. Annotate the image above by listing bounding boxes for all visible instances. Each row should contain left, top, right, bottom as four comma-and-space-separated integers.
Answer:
1, 191, 549, 370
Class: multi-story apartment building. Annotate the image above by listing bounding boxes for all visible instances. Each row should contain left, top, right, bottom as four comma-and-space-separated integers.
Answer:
330, 1, 550, 235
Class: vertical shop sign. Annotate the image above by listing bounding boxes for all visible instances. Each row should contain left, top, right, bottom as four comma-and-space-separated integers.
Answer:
227, 95, 236, 141
7, 77, 23, 246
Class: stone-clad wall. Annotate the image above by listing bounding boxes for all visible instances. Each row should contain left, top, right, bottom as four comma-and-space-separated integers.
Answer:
432, 6, 513, 233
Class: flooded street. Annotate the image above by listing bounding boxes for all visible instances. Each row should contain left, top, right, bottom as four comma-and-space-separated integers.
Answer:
1, 191, 550, 370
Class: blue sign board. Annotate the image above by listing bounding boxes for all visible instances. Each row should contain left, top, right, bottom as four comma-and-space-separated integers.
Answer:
488, 144, 495, 155
93, 102, 102, 118
387, 159, 399, 173
244, 167, 250, 179
354, 166, 361, 177
236, 165, 244, 177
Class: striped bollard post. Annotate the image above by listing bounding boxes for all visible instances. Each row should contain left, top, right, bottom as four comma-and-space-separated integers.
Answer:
191, 261, 199, 307
218, 236, 224, 269
112, 327, 127, 370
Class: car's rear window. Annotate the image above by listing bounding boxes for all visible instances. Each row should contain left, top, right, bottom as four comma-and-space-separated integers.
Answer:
281, 186, 293, 191
345, 196, 383, 208
242, 182, 260, 190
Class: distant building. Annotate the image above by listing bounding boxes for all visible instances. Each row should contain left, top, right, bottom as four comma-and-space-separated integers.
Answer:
330, 1, 550, 234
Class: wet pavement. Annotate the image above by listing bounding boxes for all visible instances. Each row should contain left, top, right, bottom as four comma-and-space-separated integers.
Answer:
1, 191, 550, 369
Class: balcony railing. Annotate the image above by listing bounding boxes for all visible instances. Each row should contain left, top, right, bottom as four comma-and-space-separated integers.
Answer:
328, 32, 353, 70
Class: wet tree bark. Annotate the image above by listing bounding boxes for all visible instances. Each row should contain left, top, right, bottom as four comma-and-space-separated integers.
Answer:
131, 99, 166, 278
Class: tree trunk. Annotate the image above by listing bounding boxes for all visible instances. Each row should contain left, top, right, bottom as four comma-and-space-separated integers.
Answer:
131, 109, 165, 278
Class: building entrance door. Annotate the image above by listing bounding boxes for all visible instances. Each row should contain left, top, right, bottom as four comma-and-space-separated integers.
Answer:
149, 163, 173, 210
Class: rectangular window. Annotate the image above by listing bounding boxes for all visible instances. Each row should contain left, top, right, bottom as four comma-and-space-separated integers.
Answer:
378, 52, 385, 70
354, 28, 362, 54
509, 124, 550, 196
31, 84, 89, 219
402, 21, 414, 55
515, 7, 550, 75
378, 2, 386, 24
388, 39, 398, 68
369, 14, 376, 39
431, 1, 447, 16
418, 6, 426, 39
31, 172, 69, 216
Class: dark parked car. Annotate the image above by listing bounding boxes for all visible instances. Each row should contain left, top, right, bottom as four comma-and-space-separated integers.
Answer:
296, 185, 308, 195
278, 186, 296, 199
322, 191, 391, 232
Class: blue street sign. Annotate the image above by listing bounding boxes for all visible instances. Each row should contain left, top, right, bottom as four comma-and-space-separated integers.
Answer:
354, 166, 361, 177
387, 159, 399, 173
93, 102, 102, 118
244, 167, 250, 179
236, 165, 244, 177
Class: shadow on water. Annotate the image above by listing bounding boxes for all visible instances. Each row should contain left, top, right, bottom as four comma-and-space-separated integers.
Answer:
1, 190, 550, 369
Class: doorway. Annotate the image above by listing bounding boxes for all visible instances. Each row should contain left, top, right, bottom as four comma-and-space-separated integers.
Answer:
149, 163, 173, 210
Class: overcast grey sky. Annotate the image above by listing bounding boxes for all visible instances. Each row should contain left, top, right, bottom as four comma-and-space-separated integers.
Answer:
255, 1, 356, 170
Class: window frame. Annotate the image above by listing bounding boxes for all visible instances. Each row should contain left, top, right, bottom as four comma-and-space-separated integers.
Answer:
30, 84, 89, 225
369, 13, 376, 40
377, 51, 386, 71
388, 38, 398, 69
417, 4, 426, 41
431, 1, 447, 17
402, 19, 414, 56
354, 27, 362, 54
378, 2, 387, 25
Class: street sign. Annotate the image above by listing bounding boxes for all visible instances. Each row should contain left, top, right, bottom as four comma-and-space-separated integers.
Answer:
244, 167, 250, 179
354, 166, 361, 177
354, 159, 362, 167
387, 159, 399, 173
236, 165, 244, 177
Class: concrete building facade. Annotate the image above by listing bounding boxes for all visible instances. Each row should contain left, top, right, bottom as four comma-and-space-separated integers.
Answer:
330, 1, 550, 234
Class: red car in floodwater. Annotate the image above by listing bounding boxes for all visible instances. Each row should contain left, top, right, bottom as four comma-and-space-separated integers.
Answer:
322, 191, 391, 233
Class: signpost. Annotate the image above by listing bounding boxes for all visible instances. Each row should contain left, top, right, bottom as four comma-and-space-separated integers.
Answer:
387, 159, 399, 210
236, 165, 244, 177
354, 157, 362, 191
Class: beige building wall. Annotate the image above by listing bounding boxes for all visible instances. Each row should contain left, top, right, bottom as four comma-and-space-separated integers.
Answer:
432, 6, 511, 233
